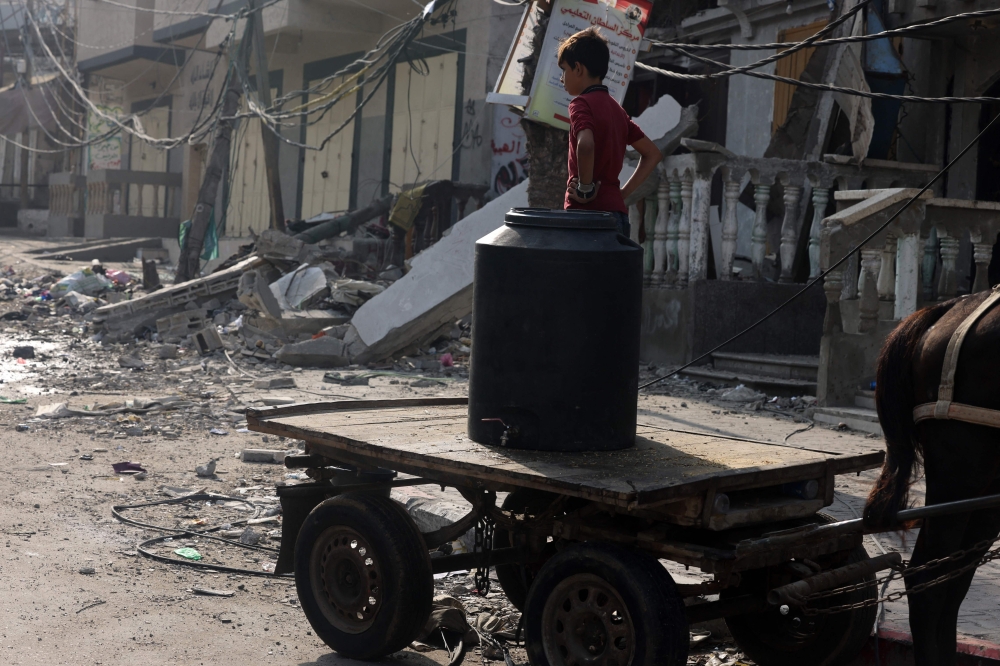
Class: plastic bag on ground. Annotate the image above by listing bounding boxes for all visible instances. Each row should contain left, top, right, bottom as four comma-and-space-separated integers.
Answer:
50, 269, 112, 297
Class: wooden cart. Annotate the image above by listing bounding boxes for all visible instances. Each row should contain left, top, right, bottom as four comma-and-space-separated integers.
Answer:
247, 397, 888, 666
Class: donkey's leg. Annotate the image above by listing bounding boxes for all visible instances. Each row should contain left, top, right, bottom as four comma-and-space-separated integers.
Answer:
909, 424, 1000, 666
934, 478, 1000, 660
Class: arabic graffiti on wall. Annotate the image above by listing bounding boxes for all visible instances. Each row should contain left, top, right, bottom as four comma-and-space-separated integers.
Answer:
491, 105, 528, 195
524, 0, 651, 131
87, 105, 123, 171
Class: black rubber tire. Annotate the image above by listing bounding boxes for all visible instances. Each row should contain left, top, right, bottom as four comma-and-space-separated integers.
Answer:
494, 488, 560, 611
294, 493, 433, 660
524, 541, 689, 666
722, 516, 877, 666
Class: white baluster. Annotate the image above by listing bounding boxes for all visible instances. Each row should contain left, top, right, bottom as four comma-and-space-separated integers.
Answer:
973, 242, 992, 293
922, 228, 937, 300
858, 249, 881, 333
877, 236, 897, 301
720, 178, 740, 280
808, 187, 829, 280
628, 202, 641, 245
652, 178, 669, 286
677, 175, 693, 287
643, 196, 657, 286
937, 235, 960, 299
778, 184, 803, 283
751, 184, 770, 280
822, 268, 844, 334
666, 179, 681, 285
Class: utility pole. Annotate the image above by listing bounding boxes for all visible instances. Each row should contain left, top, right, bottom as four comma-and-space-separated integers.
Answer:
19, 0, 34, 211
247, 0, 284, 230
175, 20, 253, 283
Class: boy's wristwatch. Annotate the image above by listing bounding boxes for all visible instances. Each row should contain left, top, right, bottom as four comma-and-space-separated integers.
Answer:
575, 182, 596, 200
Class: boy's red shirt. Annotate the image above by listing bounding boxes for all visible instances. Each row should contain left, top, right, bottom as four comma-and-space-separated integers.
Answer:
565, 85, 646, 214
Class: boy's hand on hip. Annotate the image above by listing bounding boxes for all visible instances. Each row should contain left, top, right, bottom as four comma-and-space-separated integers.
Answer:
567, 177, 601, 204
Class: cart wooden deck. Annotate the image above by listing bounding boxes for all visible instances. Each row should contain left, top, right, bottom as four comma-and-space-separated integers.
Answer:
247, 398, 883, 526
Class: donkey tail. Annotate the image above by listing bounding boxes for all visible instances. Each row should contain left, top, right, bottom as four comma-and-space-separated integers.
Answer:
863, 301, 953, 529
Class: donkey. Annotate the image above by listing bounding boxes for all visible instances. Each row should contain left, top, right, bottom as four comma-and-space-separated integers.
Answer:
865, 289, 1000, 666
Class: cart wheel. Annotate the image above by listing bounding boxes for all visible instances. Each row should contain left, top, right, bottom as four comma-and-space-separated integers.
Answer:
495, 488, 560, 611
524, 541, 689, 666
294, 493, 432, 660
722, 517, 877, 666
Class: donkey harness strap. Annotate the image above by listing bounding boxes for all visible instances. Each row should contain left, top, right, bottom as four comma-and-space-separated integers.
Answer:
913, 285, 1000, 427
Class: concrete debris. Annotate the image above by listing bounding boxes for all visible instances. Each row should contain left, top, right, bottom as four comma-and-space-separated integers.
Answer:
62, 291, 100, 312
252, 377, 296, 389
240, 449, 288, 464
118, 355, 147, 370
156, 310, 208, 341
193, 326, 224, 355
273, 336, 349, 368
195, 459, 217, 477
157, 344, 178, 359
237, 270, 282, 320
270, 265, 331, 311
348, 180, 529, 361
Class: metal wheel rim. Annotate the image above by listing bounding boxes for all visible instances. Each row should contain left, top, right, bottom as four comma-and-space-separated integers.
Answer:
540, 573, 636, 666
309, 526, 383, 634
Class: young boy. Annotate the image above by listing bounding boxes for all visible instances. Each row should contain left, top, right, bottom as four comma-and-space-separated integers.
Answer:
557, 27, 662, 236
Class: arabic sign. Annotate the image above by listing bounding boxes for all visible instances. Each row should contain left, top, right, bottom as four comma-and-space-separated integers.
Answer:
491, 105, 528, 195
523, 0, 651, 131
87, 106, 123, 171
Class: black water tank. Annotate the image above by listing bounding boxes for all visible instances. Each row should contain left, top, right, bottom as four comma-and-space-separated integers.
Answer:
467, 208, 643, 452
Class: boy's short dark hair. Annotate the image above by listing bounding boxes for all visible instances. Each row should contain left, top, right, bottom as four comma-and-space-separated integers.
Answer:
557, 27, 609, 81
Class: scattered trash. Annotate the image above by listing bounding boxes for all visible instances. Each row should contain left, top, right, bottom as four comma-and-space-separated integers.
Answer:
440, 353, 454, 368
79, 454, 93, 461
719, 385, 766, 402
261, 562, 276, 573
14, 424, 29, 432
78, 567, 96, 575
0, 397, 27, 404
35, 403, 74, 418
174, 548, 202, 561
209, 428, 229, 436
112, 462, 147, 475
196, 459, 218, 476
50, 269, 111, 297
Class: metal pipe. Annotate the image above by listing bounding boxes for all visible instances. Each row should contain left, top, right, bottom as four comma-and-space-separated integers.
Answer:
737, 492, 1000, 558
767, 552, 902, 606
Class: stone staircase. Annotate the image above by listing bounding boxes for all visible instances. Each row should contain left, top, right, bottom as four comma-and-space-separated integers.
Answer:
812, 390, 883, 436
680, 353, 818, 396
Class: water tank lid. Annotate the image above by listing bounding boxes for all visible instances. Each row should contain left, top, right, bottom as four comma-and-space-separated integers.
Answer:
505, 207, 617, 230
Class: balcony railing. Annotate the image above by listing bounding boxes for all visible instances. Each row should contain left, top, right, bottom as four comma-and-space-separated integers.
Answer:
85, 169, 182, 238
630, 143, 939, 287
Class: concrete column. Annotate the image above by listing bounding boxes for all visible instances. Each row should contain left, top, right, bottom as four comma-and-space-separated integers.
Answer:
858, 249, 881, 333
666, 179, 681, 285
677, 175, 693, 287
652, 179, 669, 286
688, 174, 712, 282
808, 187, 829, 280
720, 178, 740, 280
877, 236, 897, 302
894, 233, 920, 320
973, 242, 992, 293
779, 185, 803, 283
842, 252, 859, 301
751, 183, 770, 280
937, 235, 960, 299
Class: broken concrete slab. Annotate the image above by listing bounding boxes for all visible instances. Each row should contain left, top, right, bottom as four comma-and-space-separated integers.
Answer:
237, 270, 282, 320
193, 326, 224, 355
93, 256, 263, 334
156, 310, 207, 340
270, 265, 330, 310
30, 237, 164, 263
346, 180, 529, 361
240, 449, 288, 463
253, 377, 296, 389
273, 335, 350, 368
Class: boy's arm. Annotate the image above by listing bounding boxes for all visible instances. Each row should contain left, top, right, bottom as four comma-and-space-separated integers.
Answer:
620, 136, 663, 201
576, 129, 596, 186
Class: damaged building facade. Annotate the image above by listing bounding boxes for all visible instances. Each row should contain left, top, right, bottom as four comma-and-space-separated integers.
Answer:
46, 0, 524, 250
514, 0, 1000, 430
